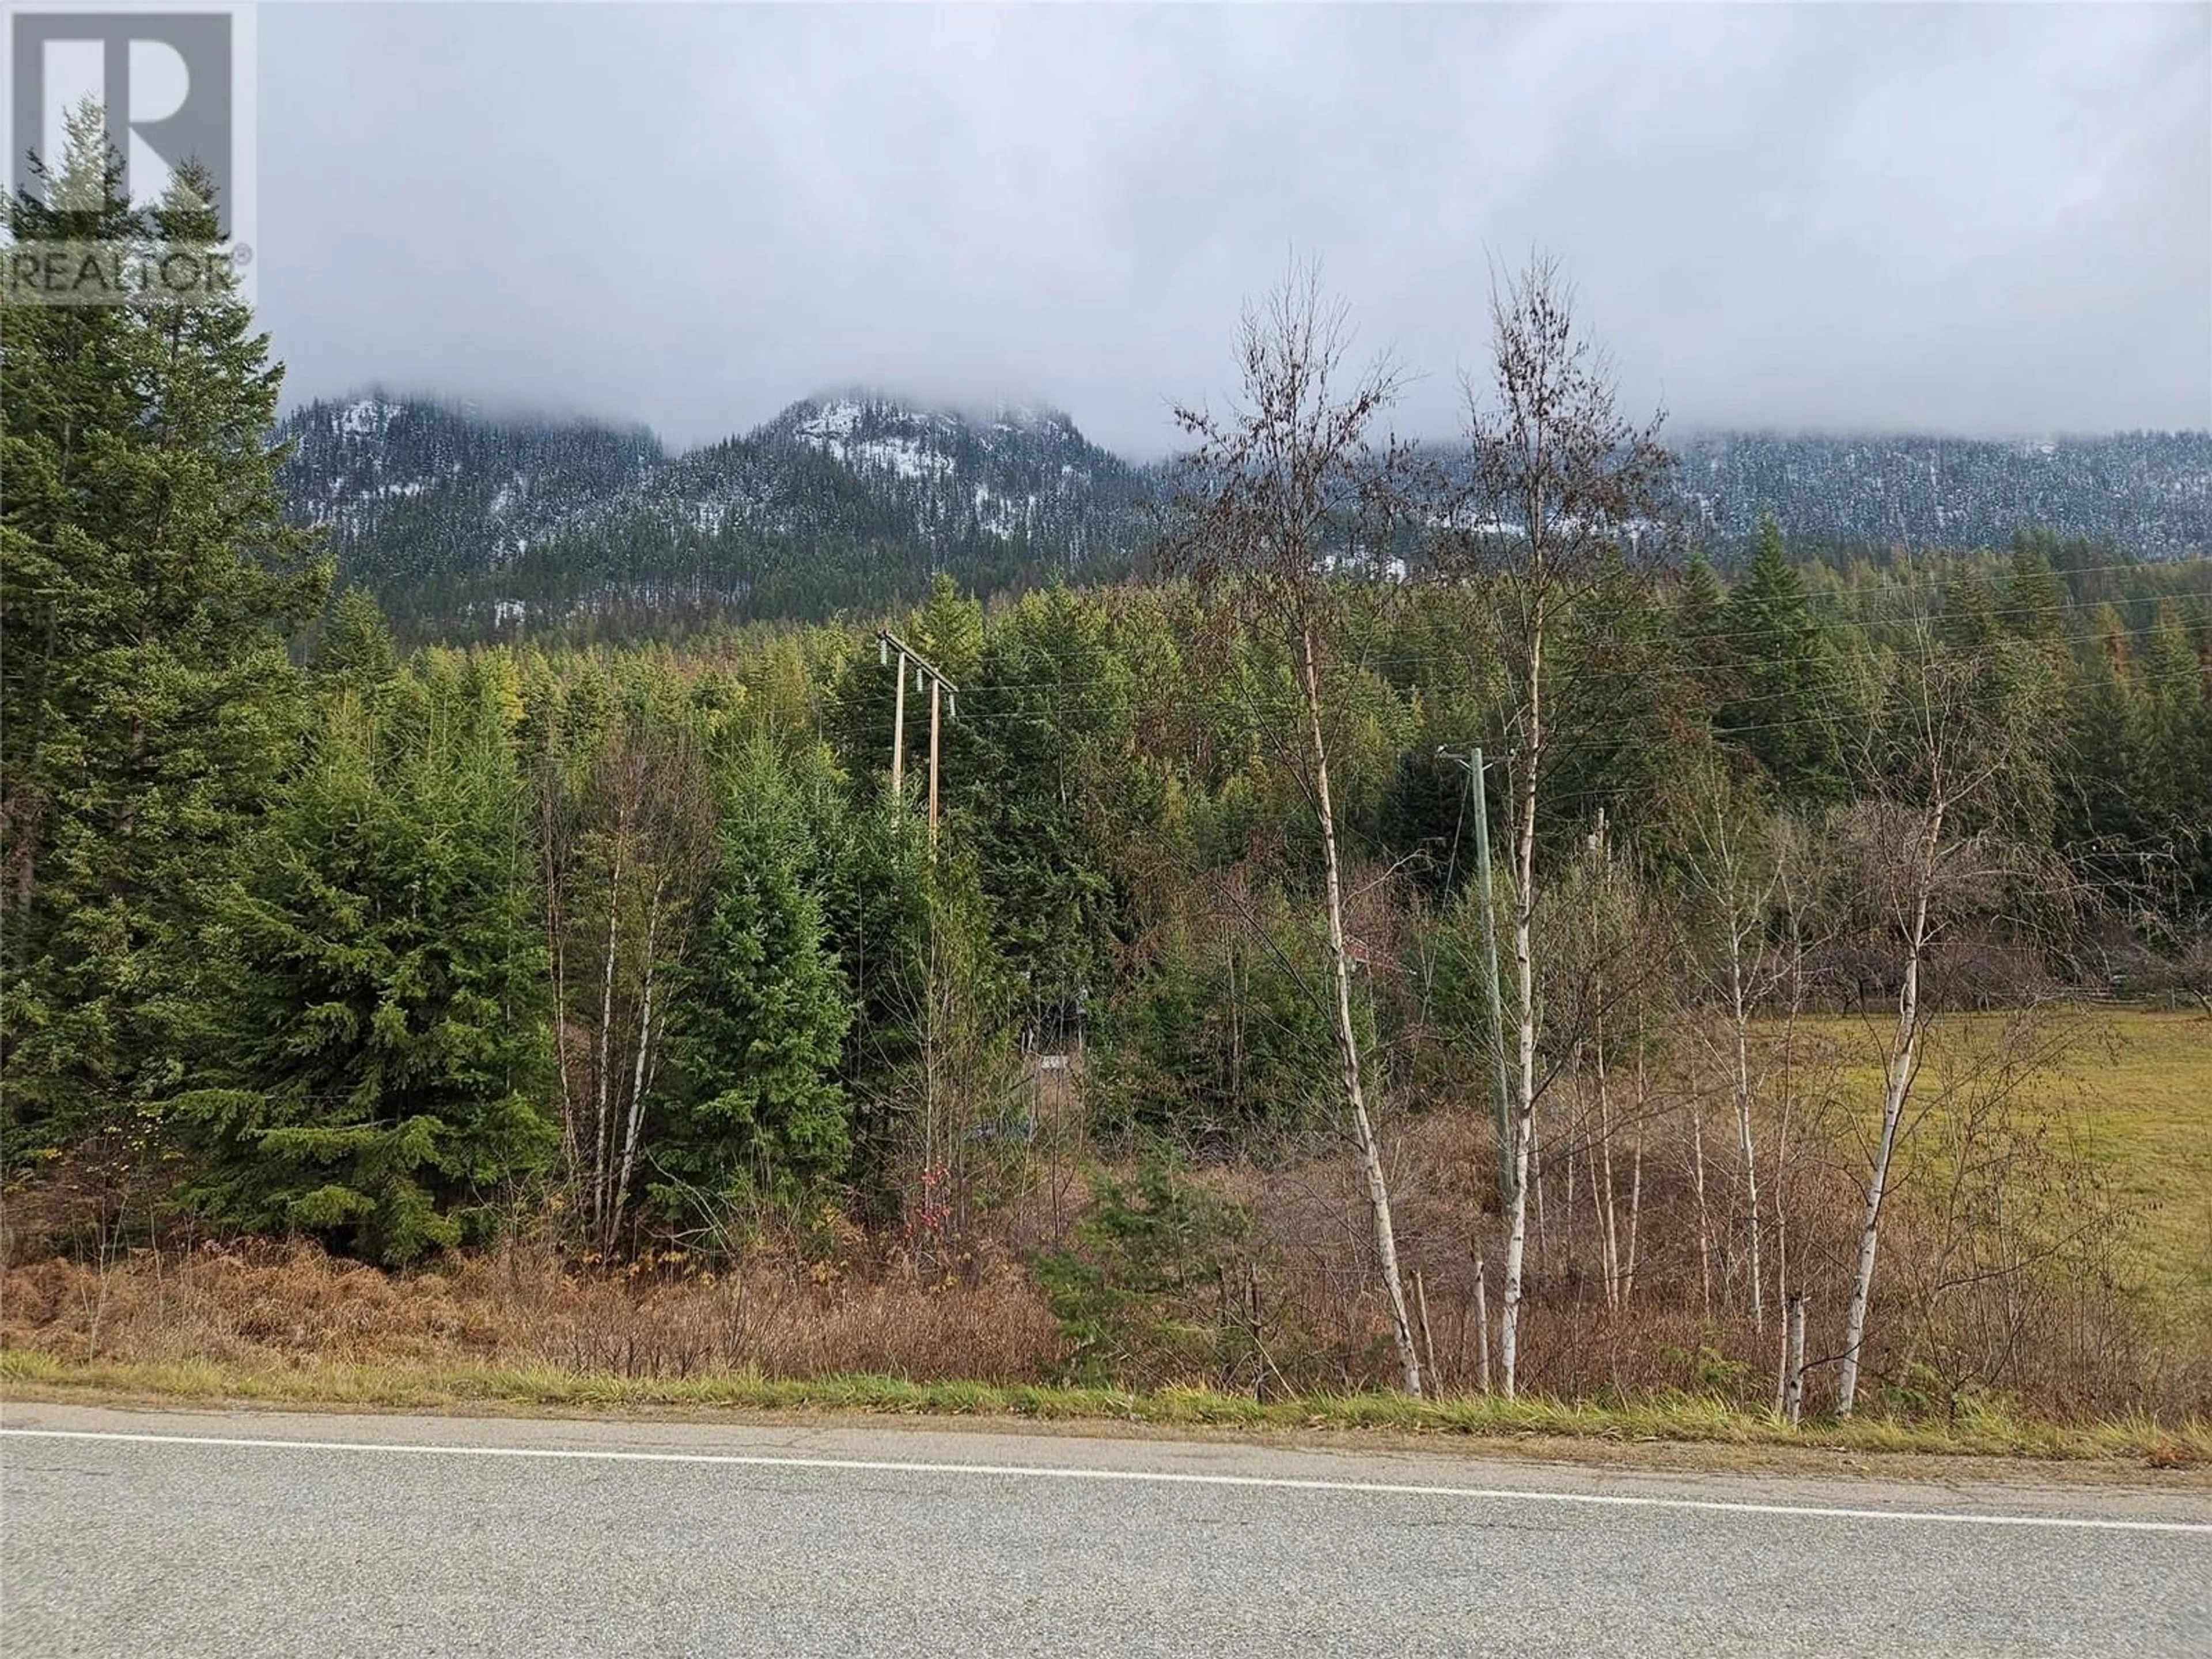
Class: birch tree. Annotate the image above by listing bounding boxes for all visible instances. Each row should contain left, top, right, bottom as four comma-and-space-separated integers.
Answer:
537, 685, 716, 1251
1680, 773, 1786, 1327
1438, 256, 1673, 1396
1832, 621, 2048, 1416
1165, 259, 1425, 1395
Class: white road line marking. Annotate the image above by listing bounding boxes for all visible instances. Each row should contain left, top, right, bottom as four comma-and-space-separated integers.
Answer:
3, 1425, 2207, 1535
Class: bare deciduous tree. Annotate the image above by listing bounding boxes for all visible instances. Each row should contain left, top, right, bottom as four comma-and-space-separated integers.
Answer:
1832, 624, 2048, 1416
1679, 773, 1789, 1328
1439, 255, 1674, 1396
1166, 257, 1424, 1395
542, 703, 718, 1252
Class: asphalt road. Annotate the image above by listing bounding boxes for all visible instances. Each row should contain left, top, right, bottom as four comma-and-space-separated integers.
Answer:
3, 1403, 2208, 1657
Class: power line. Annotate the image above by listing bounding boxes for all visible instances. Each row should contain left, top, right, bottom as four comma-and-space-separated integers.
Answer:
919, 618, 2207, 738
850, 582, 2207, 703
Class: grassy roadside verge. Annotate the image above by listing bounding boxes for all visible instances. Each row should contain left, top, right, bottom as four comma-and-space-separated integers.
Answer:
7, 1349, 2206, 1469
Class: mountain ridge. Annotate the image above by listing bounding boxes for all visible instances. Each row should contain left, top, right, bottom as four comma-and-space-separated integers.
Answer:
277, 391, 2212, 636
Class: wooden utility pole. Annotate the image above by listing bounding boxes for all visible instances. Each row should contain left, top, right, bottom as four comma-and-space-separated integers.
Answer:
877, 629, 957, 846
928, 676, 942, 842
889, 645, 907, 800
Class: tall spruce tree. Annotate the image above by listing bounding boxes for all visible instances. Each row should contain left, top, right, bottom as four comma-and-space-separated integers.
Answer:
656, 738, 854, 1212
2, 117, 327, 1153
176, 656, 553, 1264
2053, 620, 2145, 899
1677, 549, 1729, 679
800, 771, 933, 1218
2129, 606, 2212, 908
315, 587, 400, 691
2003, 542, 2067, 645
965, 586, 1130, 1022
1717, 515, 1846, 803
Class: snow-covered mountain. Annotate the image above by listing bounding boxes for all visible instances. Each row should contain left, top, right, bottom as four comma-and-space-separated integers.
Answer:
278, 391, 2210, 635
277, 391, 1154, 631
281, 395, 663, 574
1672, 431, 2212, 558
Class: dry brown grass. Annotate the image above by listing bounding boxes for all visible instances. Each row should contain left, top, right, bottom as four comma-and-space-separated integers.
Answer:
1164, 1039, 2210, 1423
1, 1240, 1058, 1384
5, 1009, 2204, 1431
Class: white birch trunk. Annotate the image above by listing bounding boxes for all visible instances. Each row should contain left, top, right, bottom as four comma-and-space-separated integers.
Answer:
1623, 1069, 1645, 1308
1690, 1089, 1713, 1318
543, 800, 579, 1185
1782, 1292, 1808, 1426
1595, 1021, 1619, 1312
1728, 930, 1764, 1329
608, 878, 665, 1243
1301, 626, 1422, 1396
590, 833, 626, 1238
1836, 808, 1941, 1417
1499, 613, 1543, 1399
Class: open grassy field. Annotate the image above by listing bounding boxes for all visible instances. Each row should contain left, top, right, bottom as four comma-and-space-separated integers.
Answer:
1809, 1007, 2212, 1332
2055, 1011, 2212, 1324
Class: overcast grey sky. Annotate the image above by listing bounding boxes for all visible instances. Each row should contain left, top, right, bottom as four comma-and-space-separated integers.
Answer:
259, 2, 2211, 454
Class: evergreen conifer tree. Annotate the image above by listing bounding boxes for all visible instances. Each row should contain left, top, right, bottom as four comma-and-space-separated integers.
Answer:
177, 657, 551, 1263
2, 120, 327, 1152
315, 588, 400, 691
656, 738, 855, 1210
1717, 514, 1846, 803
